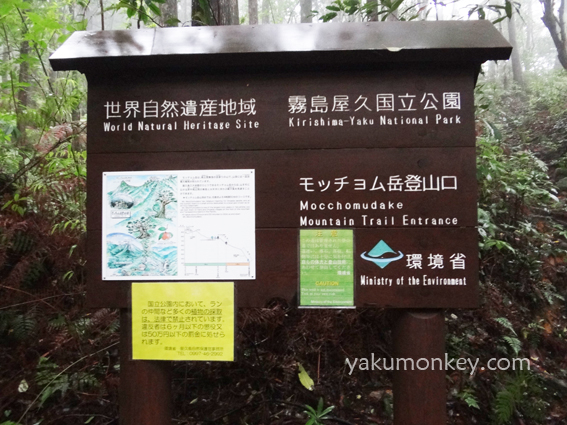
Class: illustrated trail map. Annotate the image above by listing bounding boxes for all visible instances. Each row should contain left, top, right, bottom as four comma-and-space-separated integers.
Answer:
102, 169, 255, 280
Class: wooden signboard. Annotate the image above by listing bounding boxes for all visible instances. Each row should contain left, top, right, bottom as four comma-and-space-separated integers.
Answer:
51, 22, 512, 425
50, 21, 512, 310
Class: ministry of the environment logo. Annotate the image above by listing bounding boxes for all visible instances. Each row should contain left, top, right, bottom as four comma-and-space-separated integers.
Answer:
360, 240, 404, 269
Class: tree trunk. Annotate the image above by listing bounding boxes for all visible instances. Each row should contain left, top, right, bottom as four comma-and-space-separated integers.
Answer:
17, 40, 30, 145
191, 0, 203, 25
260, 0, 269, 24
486, 59, 497, 82
508, 13, 525, 88
300, 0, 312, 23
1, 50, 8, 83
157, 204, 167, 218
160, 0, 179, 26
367, 0, 378, 21
540, 0, 567, 70
179, 0, 190, 25
524, 0, 535, 73
249, 0, 258, 24
210, 0, 239, 25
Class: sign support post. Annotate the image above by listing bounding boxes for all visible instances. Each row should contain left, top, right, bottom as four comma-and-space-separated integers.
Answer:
119, 310, 172, 425
393, 310, 445, 425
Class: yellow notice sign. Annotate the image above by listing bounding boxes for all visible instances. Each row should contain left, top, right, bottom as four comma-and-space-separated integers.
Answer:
132, 282, 235, 361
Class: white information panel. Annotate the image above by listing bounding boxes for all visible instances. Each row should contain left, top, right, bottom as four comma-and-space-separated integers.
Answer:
102, 169, 255, 280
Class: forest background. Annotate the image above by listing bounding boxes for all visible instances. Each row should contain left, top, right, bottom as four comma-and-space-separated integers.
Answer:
1, 0, 567, 424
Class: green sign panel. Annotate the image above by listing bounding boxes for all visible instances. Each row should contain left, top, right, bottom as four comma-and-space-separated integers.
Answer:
299, 229, 354, 307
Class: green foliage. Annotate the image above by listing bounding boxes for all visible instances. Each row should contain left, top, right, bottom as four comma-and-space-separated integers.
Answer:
0, 3, 106, 423
21, 259, 48, 289
492, 371, 547, 424
0, 0, 88, 243
487, 71, 567, 171
477, 136, 565, 289
35, 356, 71, 407
9, 231, 35, 255
1, 193, 28, 216
46, 310, 119, 344
297, 362, 314, 391
494, 317, 516, 336
35, 356, 98, 407
457, 388, 480, 410
192, 0, 216, 25
3, 309, 37, 341
477, 139, 559, 221
442, 73, 567, 424
0, 126, 20, 176
494, 317, 522, 356
35, 144, 87, 235
47, 313, 66, 332
526, 71, 567, 116
501, 336, 521, 357
318, 0, 423, 22
522, 322, 544, 348
468, 0, 516, 24
110, 0, 167, 27
316, 0, 517, 23
382, 390, 393, 418
303, 398, 335, 425
0, 1, 87, 126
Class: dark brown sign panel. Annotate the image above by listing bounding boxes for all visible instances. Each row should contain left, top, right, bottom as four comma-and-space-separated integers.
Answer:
87, 148, 478, 230
88, 68, 475, 154
49, 22, 512, 309
356, 228, 478, 308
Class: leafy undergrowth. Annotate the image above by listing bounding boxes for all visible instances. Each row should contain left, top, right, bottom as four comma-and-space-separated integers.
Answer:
0, 137, 121, 425
2, 73, 567, 424
0, 215, 121, 425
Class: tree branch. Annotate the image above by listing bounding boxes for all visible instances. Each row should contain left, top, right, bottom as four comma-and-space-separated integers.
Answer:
0, 123, 87, 196
16, 7, 56, 96
540, 0, 567, 69
100, 0, 105, 30
559, 0, 566, 44
0, 23, 23, 133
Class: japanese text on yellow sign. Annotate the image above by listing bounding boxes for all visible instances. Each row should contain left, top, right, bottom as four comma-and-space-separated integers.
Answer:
132, 282, 235, 361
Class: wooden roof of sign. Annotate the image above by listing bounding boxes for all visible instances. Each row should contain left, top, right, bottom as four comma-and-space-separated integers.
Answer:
50, 21, 511, 74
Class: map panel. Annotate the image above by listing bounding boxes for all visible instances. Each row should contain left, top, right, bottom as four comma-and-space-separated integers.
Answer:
102, 169, 255, 280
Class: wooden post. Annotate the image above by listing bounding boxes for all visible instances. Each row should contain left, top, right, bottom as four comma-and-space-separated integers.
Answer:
393, 310, 446, 425
120, 309, 172, 425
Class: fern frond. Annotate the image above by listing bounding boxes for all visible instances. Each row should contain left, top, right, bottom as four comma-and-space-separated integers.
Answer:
48, 314, 67, 332
12, 312, 37, 341
494, 388, 516, 424
71, 371, 99, 391
21, 260, 47, 289
494, 317, 517, 335
503, 336, 522, 356
10, 231, 35, 255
